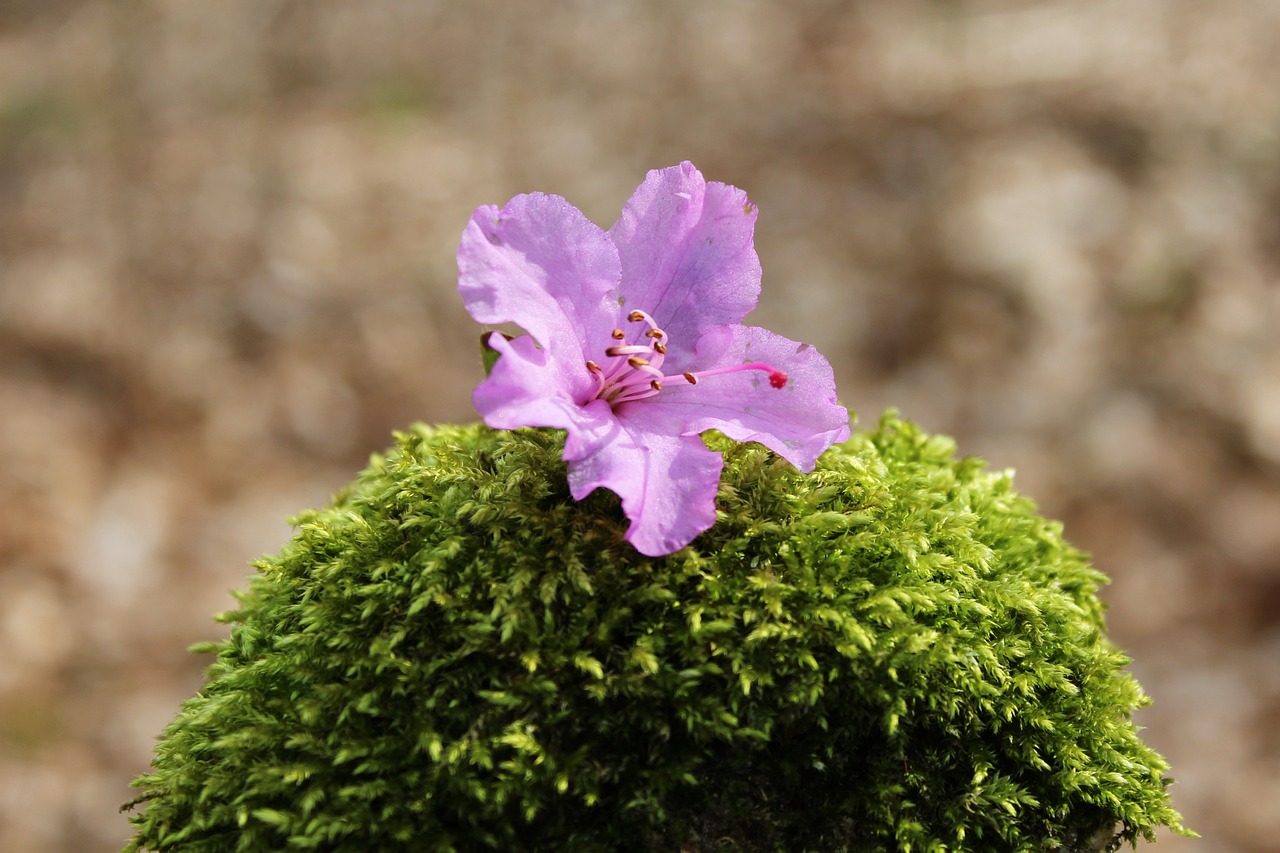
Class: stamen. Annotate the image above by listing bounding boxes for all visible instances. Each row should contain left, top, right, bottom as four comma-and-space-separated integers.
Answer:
610, 387, 661, 404
606, 344, 651, 357
585, 360, 606, 397
679, 362, 789, 389
588, 312, 787, 409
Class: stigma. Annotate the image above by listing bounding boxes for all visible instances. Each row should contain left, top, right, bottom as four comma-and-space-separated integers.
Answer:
585, 310, 787, 407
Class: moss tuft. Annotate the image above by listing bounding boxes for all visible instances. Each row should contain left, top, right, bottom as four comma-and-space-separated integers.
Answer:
124, 413, 1188, 851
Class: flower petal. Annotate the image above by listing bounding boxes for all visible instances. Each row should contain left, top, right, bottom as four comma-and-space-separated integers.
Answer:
567, 410, 723, 557
458, 193, 620, 365
607, 162, 762, 368
625, 324, 851, 470
473, 333, 597, 430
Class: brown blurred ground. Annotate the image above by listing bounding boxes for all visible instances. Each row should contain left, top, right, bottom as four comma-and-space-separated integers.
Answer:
2, 1, 1278, 849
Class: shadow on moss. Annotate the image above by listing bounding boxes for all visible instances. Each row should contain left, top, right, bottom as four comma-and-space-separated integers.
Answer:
123, 412, 1189, 851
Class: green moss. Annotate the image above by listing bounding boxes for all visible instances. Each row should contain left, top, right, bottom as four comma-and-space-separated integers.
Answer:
124, 413, 1188, 851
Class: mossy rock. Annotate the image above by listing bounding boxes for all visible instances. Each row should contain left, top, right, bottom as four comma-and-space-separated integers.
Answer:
124, 413, 1186, 851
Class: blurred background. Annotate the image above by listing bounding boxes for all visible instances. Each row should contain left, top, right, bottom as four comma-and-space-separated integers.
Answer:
1, 0, 1277, 849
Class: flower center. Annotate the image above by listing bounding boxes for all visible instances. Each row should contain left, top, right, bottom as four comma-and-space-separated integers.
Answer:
585, 310, 787, 407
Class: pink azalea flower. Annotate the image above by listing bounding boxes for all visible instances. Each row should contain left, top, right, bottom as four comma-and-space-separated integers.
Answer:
457, 162, 850, 556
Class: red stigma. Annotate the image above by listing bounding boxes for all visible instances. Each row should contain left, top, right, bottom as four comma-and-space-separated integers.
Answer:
769, 370, 788, 390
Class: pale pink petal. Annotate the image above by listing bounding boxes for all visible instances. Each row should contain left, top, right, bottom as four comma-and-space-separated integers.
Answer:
567, 410, 724, 557
607, 162, 762, 369
623, 325, 850, 470
473, 333, 600, 431
458, 193, 619, 365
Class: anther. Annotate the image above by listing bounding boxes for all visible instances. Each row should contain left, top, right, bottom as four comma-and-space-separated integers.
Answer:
590, 311, 787, 408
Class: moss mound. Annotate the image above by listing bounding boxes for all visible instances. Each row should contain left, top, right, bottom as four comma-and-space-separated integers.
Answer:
124, 414, 1186, 851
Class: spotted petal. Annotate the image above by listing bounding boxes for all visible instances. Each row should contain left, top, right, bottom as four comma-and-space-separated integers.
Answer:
608, 162, 762, 371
